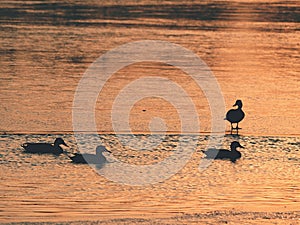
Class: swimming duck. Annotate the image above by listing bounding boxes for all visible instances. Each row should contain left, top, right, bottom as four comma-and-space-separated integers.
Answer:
225, 99, 245, 134
69, 145, 111, 164
202, 141, 244, 162
21, 138, 68, 155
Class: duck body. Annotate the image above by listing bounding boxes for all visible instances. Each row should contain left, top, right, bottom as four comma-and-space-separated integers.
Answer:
226, 108, 245, 123
22, 143, 63, 155
225, 100, 245, 134
70, 153, 107, 164
202, 141, 244, 162
70, 146, 111, 164
21, 138, 68, 155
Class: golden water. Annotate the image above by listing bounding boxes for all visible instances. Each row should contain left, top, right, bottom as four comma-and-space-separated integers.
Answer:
0, 0, 299, 223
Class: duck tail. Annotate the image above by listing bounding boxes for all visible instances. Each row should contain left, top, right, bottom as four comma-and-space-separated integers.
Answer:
63, 150, 77, 159
62, 150, 71, 157
21, 143, 27, 148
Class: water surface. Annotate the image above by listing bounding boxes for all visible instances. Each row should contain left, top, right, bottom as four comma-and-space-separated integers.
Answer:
0, 134, 299, 222
0, 0, 299, 135
0, 0, 299, 223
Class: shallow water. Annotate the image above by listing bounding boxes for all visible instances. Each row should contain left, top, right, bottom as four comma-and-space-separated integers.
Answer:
0, 0, 299, 135
0, 0, 300, 223
0, 134, 300, 222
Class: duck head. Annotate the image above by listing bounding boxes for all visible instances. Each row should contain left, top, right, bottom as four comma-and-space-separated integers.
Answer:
96, 146, 111, 155
54, 138, 69, 147
230, 141, 244, 150
233, 99, 243, 109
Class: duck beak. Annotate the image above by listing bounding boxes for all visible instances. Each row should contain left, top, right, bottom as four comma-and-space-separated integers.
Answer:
62, 142, 69, 147
106, 149, 112, 153
233, 103, 237, 107
239, 145, 245, 148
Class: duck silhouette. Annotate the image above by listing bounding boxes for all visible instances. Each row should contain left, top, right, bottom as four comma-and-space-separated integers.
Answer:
202, 141, 244, 162
225, 100, 245, 134
21, 138, 68, 155
69, 146, 111, 164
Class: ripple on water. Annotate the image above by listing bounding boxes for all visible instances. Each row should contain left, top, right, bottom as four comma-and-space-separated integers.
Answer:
0, 133, 299, 223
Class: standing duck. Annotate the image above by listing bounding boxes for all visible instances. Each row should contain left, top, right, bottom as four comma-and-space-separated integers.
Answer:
202, 141, 244, 162
21, 138, 68, 155
225, 99, 245, 134
69, 145, 111, 164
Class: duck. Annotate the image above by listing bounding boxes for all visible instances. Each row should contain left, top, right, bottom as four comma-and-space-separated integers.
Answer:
225, 99, 245, 134
202, 141, 244, 162
69, 145, 111, 164
21, 138, 68, 155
